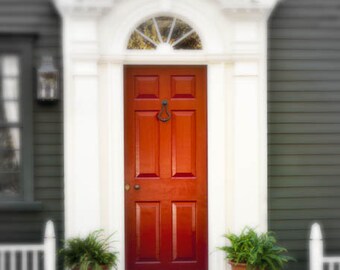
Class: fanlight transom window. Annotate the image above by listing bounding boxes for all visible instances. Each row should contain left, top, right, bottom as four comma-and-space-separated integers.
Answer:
127, 16, 202, 51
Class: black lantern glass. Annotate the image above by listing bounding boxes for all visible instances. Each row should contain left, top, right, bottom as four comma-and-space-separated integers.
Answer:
37, 56, 59, 102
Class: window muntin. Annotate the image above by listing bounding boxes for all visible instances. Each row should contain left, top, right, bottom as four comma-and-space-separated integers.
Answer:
0, 55, 21, 198
127, 16, 202, 50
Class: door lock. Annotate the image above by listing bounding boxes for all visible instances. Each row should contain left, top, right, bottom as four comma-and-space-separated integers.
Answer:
125, 184, 131, 191
134, 184, 141, 190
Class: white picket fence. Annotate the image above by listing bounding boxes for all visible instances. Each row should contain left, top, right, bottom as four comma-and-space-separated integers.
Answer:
310, 223, 340, 270
0, 220, 56, 270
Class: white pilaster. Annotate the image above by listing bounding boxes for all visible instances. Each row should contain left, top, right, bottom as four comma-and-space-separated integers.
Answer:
230, 14, 268, 232
208, 63, 228, 270
233, 61, 262, 231
108, 63, 125, 269
60, 11, 109, 237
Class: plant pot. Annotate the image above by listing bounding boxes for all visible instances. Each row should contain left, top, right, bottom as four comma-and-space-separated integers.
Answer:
229, 261, 247, 270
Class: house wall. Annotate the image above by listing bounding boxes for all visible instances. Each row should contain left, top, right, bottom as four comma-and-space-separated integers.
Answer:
268, 0, 340, 269
0, 0, 63, 255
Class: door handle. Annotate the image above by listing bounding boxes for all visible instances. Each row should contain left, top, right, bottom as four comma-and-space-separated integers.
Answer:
125, 184, 141, 191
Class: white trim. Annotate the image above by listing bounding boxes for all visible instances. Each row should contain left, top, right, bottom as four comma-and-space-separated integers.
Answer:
107, 64, 125, 269
70, 53, 264, 63
54, 0, 279, 269
207, 63, 228, 270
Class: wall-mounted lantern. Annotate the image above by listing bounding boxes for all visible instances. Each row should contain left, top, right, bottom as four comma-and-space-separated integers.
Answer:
37, 56, 59, 102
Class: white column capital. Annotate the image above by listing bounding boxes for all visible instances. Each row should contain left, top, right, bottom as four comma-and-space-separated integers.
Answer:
53, 0, 115, 17
218, 0, 281, 18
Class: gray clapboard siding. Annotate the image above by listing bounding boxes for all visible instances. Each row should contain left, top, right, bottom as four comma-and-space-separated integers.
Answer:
270, 123, 340, 133
268, 0, 340, 269
270, 176, 340, 188
271, 39, 340, 50
36, 178, 63, 188
272, 7, 340, 19
0, 0, 63, 269
270, 82, 340, 92
270, 145, 340, 155
270, 50, 340, 60
270, 210, 340, 220
270, 155, 340, 165
270, 92, 340, 102
269, 102, 340, 112
282, 0, 340, 7
271, 60, 340, 70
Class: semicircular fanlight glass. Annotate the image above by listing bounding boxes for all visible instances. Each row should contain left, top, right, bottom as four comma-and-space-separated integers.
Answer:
127, 16, 202, 50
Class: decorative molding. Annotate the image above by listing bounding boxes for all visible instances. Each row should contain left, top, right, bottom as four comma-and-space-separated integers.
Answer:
216, 0, 281, 17
53, 0, 280, 17
94, 53, 263, 65
53, 0, 115, 16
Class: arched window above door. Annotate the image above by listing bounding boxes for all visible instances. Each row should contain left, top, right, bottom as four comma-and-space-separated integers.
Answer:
127, 16, 202, 51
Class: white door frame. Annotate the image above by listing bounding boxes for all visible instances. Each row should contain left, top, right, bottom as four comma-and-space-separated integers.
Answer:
104, 60, 230, 270
53, 0, 280, 269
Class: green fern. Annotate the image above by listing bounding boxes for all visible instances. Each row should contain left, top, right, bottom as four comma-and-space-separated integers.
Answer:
59, 230, 118, 270
219, 228, 294, 270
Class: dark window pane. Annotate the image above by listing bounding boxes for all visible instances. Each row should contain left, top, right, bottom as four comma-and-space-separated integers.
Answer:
155, 16, 173, 43
0, 149, 20, 171
169, 18, 193, 45
1, 56, 19, 77
0, 101, 20, 123
0, 58, 20, 124
0, 173, 20, 197
2, 77, 19, 100
0, 128, 20, 149
173, 32, 203, 50
127, 31, 157, 50
136, 18, 159, 44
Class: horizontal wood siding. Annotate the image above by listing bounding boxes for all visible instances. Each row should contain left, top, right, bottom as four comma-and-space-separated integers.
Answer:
268, 0, 340, 269
0, 0, 63, 267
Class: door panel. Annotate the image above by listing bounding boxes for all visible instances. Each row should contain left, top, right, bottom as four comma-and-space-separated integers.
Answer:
172, 202, 197, 261
135, 112, 160, 178
171, 76, 196, 98
125, 66, 207, 270
136, 202, 160, 262
172, 111, 196, 178
135, 76, 160, 99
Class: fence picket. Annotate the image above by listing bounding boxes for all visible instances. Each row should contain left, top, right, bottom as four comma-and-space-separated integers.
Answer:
22, 251, 27, 270
0, 251, 3, 270
33, 250, 38, 270
10, 251, 15, 270
310, 223, 340, 270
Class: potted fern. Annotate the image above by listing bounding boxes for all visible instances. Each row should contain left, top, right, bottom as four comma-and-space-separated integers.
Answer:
59, 230, 118, 270
219, 228, 293, 270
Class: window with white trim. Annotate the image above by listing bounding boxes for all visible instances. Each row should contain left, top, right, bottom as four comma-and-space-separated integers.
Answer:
127, 16, 202, 50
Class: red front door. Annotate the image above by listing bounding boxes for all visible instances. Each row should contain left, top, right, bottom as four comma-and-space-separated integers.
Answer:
124, 66, 207, 270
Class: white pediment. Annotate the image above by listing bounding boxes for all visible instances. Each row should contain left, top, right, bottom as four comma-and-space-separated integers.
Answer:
53, 0, 115, 15
54, 0, 280, 16
216, 0, 280, 12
